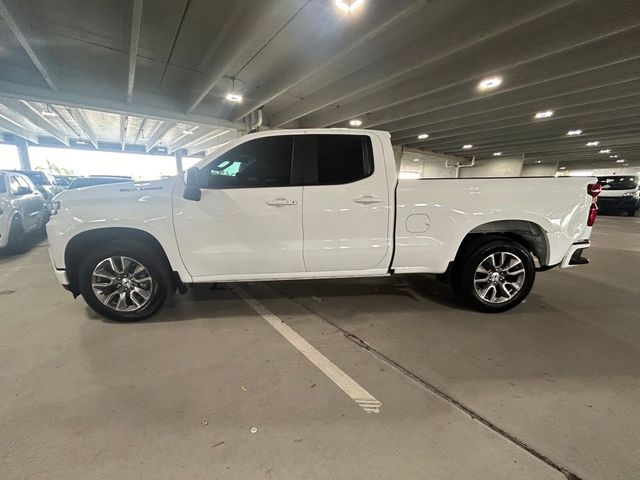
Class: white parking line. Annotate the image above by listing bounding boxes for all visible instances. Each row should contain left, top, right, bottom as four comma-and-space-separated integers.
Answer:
233, 286, 382, 414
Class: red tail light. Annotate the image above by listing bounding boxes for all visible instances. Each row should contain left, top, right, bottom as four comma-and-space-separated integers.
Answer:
587, 182, 602, 197
588, 203, 598, 226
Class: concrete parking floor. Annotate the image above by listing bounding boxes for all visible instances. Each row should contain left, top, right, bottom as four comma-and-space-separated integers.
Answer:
1, 215, 638, 480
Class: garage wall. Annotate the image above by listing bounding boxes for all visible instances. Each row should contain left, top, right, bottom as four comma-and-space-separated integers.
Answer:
458, 156, 523, 178
521, 162, 559, 177
398, 148, 458, 178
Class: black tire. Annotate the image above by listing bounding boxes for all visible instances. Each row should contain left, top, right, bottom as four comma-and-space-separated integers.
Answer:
6, 216, 26, 253
451, 238, 535, 313
78, 240, 171, 322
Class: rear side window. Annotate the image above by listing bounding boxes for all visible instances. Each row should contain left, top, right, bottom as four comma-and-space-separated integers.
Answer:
202, 136, 295, 189
315, 135, 373, 185
9, 176, 20, 195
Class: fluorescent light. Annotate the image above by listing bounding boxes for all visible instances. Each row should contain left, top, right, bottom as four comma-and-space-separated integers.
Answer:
586, 141, 599, 147
559, 167, 566, 170
182, 129, 195, 135
41, 106, 58, 118
417, 133, 429, 140
534, 110, 554, 119
462, 144, 473, 149
610, 154, 618, 158
478, 76, 503, 91
413, 158, 420, 162
599, 149, 611, 154
349, 119, 362, 127
225, 93, 243, 103
616, 159, 625, 163
493, 152, 502, 156
335, 0, 365, 12
566, 129, 582, 136
535, 160, 542, 164
75, 140, 87, 145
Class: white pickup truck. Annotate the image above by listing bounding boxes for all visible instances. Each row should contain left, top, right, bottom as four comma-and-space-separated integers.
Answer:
46, 129, 599, 321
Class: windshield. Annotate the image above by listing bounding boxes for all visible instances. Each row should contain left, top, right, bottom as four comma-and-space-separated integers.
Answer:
22, 170, 51, 186
598, 176, 638, 190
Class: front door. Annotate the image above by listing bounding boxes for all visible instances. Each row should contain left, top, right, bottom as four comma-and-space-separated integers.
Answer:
173, 134, 305, 279
301, 134, 391, 272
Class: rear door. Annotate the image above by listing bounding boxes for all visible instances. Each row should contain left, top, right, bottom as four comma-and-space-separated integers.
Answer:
14, 176, 42, 230
300, 133, 391, 272
173, 134, 306, 278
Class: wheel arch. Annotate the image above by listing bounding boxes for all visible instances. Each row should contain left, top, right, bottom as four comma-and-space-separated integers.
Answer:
456, 220, 549, 266
64, 227, 179, 296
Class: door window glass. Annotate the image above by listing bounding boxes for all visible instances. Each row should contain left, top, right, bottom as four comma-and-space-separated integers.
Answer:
202, 136, 294, 189
16, 176, 32, 193
9, 176, 21, 195
315, 135, 374, 185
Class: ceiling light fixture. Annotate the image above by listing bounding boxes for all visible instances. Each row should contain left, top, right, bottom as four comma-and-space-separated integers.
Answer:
41, 105, 58, 117
535, 161, 542, 164
413, 158, 420, 162
417, 133, 429, 140
335, 0, 365, 13
567, 129, 582, 136
493, 152, 502, 156
559, 166, 566, 170
610, 154, 618, 158
225, 93, 243, 103
586, 141, 599, 147
599, 149, 611, 154
477, 76, 503, 91
534, 110, 554, 119
462, 144, 473, 149
349, 119, 363, 127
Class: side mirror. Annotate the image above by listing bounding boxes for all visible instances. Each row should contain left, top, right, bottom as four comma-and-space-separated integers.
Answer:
183, 167, 201, 201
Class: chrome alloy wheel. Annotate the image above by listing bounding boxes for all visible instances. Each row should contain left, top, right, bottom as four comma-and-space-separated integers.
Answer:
91, 256, 153, 312
473, 252, 526, 304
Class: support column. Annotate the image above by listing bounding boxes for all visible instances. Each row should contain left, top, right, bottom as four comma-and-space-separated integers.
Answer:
175, 150, 184, 174
15, 137, 31, 170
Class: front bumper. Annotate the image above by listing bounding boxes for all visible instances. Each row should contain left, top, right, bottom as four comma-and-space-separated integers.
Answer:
560, 241, 590, 269
597, 196, 639, 212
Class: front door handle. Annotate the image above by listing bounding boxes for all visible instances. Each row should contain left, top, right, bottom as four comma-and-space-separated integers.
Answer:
353, 195, 383, 204
266, 198, 297, 207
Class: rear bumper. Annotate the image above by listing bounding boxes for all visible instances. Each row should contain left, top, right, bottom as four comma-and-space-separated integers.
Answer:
560, 241, 590, 269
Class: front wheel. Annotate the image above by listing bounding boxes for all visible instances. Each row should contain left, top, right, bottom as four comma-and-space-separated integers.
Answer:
452, 239, 535, 313
78, 241, 170, 321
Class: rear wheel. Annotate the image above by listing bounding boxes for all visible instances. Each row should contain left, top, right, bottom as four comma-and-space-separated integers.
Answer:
452, 238, 535, 313
78, 241, 170, 321
6, 216, 26, 253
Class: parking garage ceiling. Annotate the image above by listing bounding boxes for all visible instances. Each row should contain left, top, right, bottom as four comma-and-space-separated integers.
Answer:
0, 0, 639, 167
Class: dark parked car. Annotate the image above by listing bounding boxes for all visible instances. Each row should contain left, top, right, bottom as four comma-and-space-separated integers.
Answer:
597, 175, 640, 216
67, 176, 132, 189
53, 175, 76, 188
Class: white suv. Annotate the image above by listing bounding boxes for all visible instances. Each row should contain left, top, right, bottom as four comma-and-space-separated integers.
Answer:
0, 171, 48, 251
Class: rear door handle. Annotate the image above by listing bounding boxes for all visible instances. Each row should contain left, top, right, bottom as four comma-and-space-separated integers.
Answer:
266, 198, 297, 207
353, 195, 383, 204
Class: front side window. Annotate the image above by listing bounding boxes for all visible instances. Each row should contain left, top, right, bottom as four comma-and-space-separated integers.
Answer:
315, 135, 373, 185
0, 174, 6, 194
16, 176, 32, 193
201, 136, 294, 189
